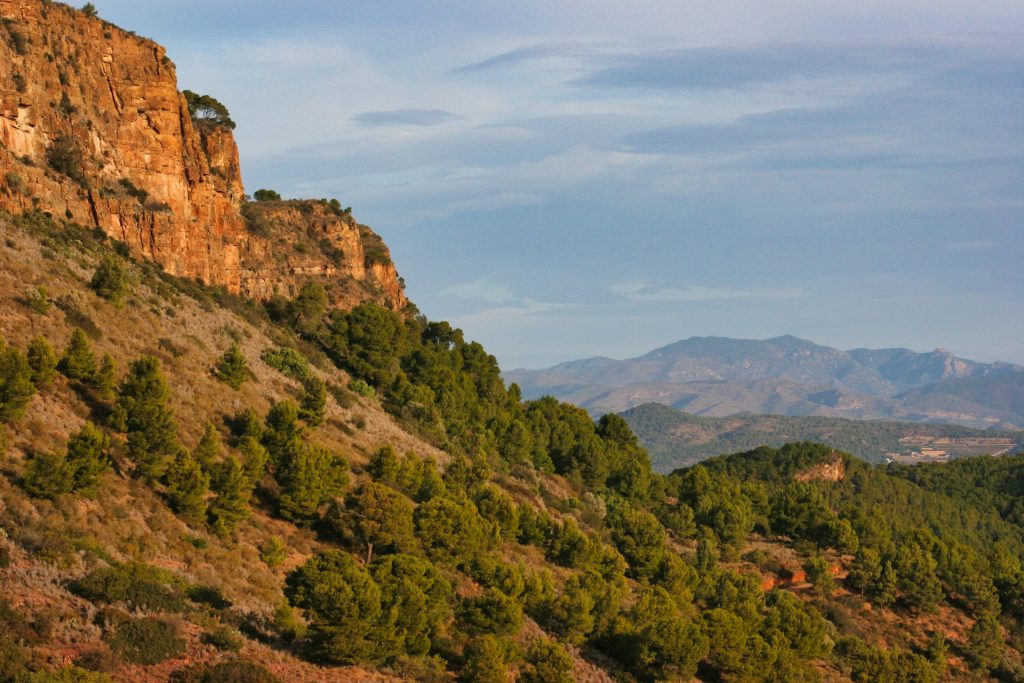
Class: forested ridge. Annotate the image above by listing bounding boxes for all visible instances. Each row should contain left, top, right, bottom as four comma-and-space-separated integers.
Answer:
1, 208, 1024, 682
621, 402, 1023, 471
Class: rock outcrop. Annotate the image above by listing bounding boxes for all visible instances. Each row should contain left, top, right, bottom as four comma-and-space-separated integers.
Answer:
793, 452, 846, 482
0, 0, 405, 310
238, 200, 407, 309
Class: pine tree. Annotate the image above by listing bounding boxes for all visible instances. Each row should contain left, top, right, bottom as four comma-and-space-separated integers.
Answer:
208, 455, 251, 537
22, 452, 74, 499
848, 547, 882, 595
263, 400, 302, 468
0, 343, 35, 423
109, 356, 178, 479
299, 375, 326, 426
328, 481, 415, 564
214, 343, 248, 389
284, 550, 395, 664
26, 337, 57, 388
874, 561, 900, 607
65, 421, 110, 493
237, 435, 269, 488
367, 444, 399, 484
164, 448, 209, 524
193, 423, 223, 473
277, 444, 348, 521
520, 639, 574, 683
927, 631, 948, 675
92, 353, 117, 402
89, 254, 130, 306
58, 329, 97, 383
966, 612, 1003, 672
461, 635, 510, 683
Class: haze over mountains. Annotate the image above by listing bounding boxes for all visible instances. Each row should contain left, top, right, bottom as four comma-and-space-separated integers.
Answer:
506, 335, 1024, 429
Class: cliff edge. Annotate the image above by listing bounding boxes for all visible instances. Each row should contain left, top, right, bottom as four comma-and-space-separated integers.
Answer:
0, 0, 405, 309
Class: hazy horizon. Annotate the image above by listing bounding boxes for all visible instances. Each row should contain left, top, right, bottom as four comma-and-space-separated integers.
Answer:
95, 1, 1024, 368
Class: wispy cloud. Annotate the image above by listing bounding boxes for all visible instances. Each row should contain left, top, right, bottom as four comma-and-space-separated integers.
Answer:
939, 239, 999, 252
457, 299, 574, 326
573, 42, 947, 91
352, 108, 462, 127
611, 280, 808, 302
454, 42, 587, 73
441, 277, 517, 303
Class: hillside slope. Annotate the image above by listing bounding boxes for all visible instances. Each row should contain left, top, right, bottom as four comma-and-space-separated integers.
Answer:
2, 3, 1024, 683
5, 208, 1024, 682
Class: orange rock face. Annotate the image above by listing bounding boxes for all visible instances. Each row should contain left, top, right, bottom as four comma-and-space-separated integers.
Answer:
0, 0, 405, 310
238, 200, 408, 310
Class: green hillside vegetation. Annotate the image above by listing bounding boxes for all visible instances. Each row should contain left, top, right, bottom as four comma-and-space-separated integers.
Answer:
622, 402, 1023, 471
2, 209, 1024, 681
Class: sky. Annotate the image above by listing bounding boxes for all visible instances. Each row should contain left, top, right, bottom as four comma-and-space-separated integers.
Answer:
97, 1, 1024, 368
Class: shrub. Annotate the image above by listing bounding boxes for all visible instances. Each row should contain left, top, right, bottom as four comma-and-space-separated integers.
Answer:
171, 661, 280, 683
260, 537, 287, 568
89, 255, 130, 306
203, 626, 243, 652
240, 203, 272, 237
47, 134, 89, 187
106, 617, 185, 665
73, 648, 121, 674
19, 666, 114, 682
261, 347, 310, 381
348, 378, 375, 397
214, 343, 248, 389
4, 170, 26, 195
187, 584, 231, 609
81, 3, 97, 17
22, 285, 50, 313
70, 562, 186, 612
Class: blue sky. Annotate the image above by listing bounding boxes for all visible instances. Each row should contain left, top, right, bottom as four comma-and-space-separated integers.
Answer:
98, 1, 1024, 368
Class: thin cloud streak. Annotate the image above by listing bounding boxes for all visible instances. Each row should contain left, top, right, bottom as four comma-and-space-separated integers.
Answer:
612, 281, 809, 302
353, 109, 462, 127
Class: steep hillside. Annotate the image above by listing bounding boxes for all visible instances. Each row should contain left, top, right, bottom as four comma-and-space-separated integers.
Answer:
506, 336, 1023, 428
0, 0, 404, 310
620, 402, 1023, 472
5, 208, 1024, 682
3, 4, 1024, 683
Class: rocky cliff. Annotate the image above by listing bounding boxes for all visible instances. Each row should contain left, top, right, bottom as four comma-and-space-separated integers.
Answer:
0, 0, 405, 310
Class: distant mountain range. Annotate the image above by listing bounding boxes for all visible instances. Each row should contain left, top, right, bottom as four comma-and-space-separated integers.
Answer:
505, 335, 1024, 429
620, 403, 1023, 473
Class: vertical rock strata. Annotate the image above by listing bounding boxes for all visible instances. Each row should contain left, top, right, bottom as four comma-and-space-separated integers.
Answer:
0, 0, 405, 309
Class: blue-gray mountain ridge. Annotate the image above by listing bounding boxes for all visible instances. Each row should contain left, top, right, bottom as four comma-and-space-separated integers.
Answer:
505, 335, 1024, 429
